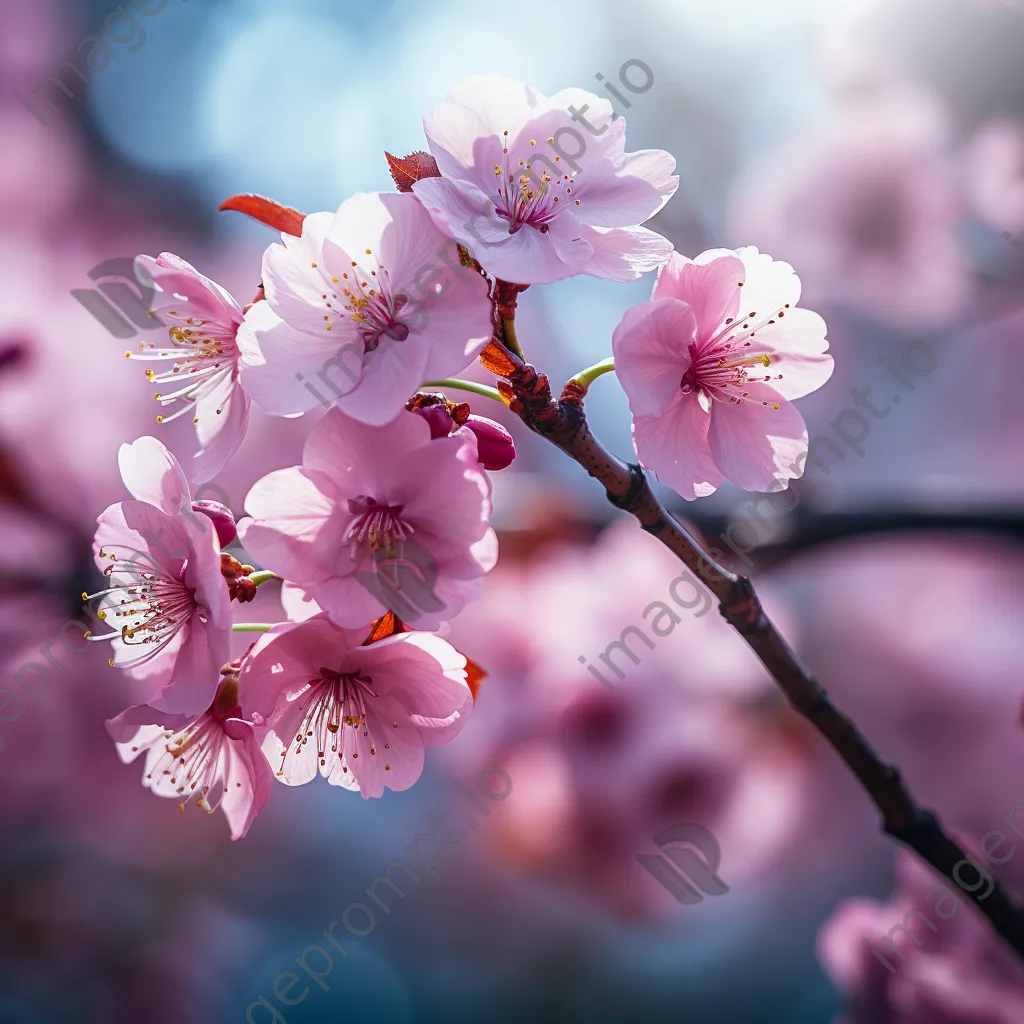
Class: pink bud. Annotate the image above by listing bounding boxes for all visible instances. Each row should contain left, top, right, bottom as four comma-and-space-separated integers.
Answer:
412, 403, 455, 440
192, 500, 237, 547
466, 415, 516, 471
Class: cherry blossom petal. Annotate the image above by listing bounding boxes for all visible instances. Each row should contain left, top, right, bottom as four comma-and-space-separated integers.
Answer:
192, 377, 252, 484
280, 582, 322, 622
237, 300, 351, 416
117, 436, 191, 516
219, 720, 275, 840
707, 384, 808, 493
733, 247, 802, 323
633, 397, 724, 500
239, 467, 347, 584
612, 298, 697, 418
652, 252, 745, 339
580, 224, 674, 282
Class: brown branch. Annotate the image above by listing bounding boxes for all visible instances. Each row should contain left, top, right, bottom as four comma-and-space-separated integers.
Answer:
492, 336, 1024, 962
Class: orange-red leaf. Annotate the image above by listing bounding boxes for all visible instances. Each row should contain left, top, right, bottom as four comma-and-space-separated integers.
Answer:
479, 339, 518, 377
361, 610, 411, 645
219, 194, 306, 237
385, 151, 441, 192
462, 653, 487, 699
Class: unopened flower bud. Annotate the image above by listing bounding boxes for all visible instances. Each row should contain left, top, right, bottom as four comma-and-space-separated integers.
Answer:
466, 415, 516, 471
412, 403, 455, 440
408, 393, 515, 470
193, 500, 237, 546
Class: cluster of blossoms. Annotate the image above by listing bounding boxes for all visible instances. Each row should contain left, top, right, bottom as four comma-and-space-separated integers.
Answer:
92, 74, 832, 839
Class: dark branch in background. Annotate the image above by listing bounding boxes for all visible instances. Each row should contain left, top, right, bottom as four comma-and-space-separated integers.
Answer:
485, 321, 1024, 963
654, 508, 1024, 572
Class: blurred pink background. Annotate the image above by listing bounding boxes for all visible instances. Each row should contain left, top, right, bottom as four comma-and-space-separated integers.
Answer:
2, 0, 1023, 1021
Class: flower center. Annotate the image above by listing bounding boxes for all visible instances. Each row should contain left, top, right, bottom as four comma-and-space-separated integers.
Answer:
680, 304, 790, 408
130, 314, 240, 427
278, 670, 396, 776
142, 711, 227, 812
345, 496, 414, 554
491, 131, 582, 233
307, 252, 411, 351
85, 549, 200, 670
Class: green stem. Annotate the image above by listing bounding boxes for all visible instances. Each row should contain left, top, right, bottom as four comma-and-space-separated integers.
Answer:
501, 317, 526, 360
231, 623, 275, 632
421, 378, 504, 403
570, 357, 616, 393
249, 570, 280, 587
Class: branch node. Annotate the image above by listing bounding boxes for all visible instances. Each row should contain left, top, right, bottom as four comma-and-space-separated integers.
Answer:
560, 379, 586, 408
606, 462, 648, 513
719, 576, 767, 635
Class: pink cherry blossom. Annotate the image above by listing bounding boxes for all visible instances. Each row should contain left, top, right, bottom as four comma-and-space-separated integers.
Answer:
241, 614, 473, 796
130, 253, 251, 482
88, 437, 231, 714
237, 191, 493, 424
238, 408, 497, 629
612, 246, 834, 499
106, 671, 273, 841
411, 74, 679, 285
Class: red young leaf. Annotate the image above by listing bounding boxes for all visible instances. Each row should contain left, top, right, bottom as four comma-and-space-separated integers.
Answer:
361, 610, 411, 645
219, 194, 306, 237
479, 339, 518, 378
385, 151, 441, 192
462, 654, 487, 699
